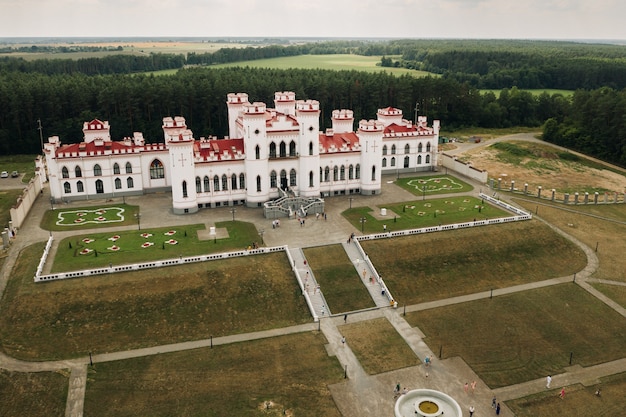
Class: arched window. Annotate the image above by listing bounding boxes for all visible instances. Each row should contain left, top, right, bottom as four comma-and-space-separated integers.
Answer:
382, 145, 388, 155
426, 154, 430, 164
371, 165, 376, 181
391, 145, 396, 155
74, 166, 82, 177
62, 166, 69, 178
290, 169, 297, 186
222, 174, 228, 191
196, 176, 202, 193
333, 166, 338, 181
309, 142, 313, 156
182, 180, 188, 198
270, 171, 277, 188
95, 179, 104, 194
213, 175, 220, 191
404, 144, 410, 154
204, 176, 210, 192
115, 178, 122, 189
404, 156, 410, 168
319, 167, 323, 183
94, 164, 102, 176
355, 164, 361, 179
418, 142, 423, 152
255, 145, 260, 160
340, 165, 345, 180
280, 170, 287, 189
77, 181, 84, 192
256, 175, 262, 192
289, 141, 296, 156
269, 142, 277, 158
324, 166, 330, 182
239, 173, 246, 190
382, 158, 387, 167
309, 171, 314, 187
279, 141, 286, 157
64, 182, 71, 193
349, 165, 354, 180
426, 142, 431, 152
113, 163, 120, 175
391, 157, 396, 167
125, 162, 132, 174
150, 160, 164, 179
231, 174, 237, 190
127, 177, 134, 188
418, 155, 422, 164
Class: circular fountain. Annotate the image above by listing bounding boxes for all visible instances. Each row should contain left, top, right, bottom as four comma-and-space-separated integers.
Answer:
394, 389, 462, 417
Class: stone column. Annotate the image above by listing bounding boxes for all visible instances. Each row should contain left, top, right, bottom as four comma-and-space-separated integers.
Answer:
524, 183, 528, 195
510, 180, 515, 192
497, 178, 501, 190
584, 192, 589, 204
574, 192, 579, 204
551, 189, 556, 201
604, 192, 608, 203
564, 193, 570, 204
594, 192, 599, 204
537, 186, 542, 199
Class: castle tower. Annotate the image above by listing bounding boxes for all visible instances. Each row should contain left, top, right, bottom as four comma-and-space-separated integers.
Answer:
331, 109, 354, 134
376, 107, 404, 127
242, 101, 270, 207
296, 99, 321, 197
82, 119, 111, 144
358, 120, 384, 195
164, 117, 198, 214
226, 93, 249, 139
274, 91, 296, 116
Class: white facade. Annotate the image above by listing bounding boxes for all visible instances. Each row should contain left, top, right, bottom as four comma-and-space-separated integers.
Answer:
44, 92, 440, 214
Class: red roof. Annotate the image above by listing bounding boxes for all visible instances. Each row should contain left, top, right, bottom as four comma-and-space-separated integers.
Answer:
319, 131, 360, 153
194, 138, 245, 161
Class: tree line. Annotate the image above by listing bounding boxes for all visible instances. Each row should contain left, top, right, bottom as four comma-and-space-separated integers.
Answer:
0, 66, 569, 155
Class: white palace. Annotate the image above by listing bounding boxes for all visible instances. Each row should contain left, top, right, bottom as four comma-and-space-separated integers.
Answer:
44, 92, 440, 215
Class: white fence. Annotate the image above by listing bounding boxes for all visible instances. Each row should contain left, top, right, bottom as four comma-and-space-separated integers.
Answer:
35, 245, 287, 282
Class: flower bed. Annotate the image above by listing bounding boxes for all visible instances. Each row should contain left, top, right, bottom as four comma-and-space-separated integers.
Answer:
141, 242, 154, 248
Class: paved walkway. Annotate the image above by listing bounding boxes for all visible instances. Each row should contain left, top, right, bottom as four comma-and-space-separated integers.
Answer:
1, 136, 626, 416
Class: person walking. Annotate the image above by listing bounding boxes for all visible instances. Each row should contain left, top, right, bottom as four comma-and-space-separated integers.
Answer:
469, 405, 475, 417
559, 388, 565, 399
496, 402, 501, 415
546, 375, 552, 388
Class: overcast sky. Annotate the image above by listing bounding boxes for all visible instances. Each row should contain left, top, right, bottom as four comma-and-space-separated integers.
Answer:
1, 0, 625, 41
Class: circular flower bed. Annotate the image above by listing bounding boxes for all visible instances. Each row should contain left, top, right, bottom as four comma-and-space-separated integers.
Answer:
141, 242, 154, 248
140, 233, 153, 238
108, 245, 120, 251
164, 230, 177, 236
74, 218, 85, 223
79, 248, 93, 255
82, 238, 95, 243
96, 216, 106, 221
108, 235, 120, 241
166, 239, 178, 245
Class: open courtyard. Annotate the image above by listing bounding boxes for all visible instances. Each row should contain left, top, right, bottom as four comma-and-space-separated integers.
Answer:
1, 133, 626, 417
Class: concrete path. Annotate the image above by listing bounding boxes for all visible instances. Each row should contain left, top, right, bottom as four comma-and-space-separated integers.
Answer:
2, 142, 626, 416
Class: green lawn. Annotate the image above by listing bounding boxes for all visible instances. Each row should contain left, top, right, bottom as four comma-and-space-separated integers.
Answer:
84, 332, 344, 417
340, 318, 421, 375
303, 244, 375, 313
212, 54, 433, 77
343, 196, 510, 234
0, 189, 22, 229
42, 203, 140, 231
0, 243, 310, 360
51, 221, 260, 272
362, 220, 586, 304
0, 154, 37, 182
0, 369, 67, 417
395, 174, 474, 196
406, 284, 626, 388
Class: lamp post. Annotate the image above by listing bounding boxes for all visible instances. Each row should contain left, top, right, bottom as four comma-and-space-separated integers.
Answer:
422, 184, 426, 201
134, 213, 141, 230
259, 228, 265, 245
360, 217, 366, 233
230, 208, 236, 222
349, 197, 354, 209
50, 197, 54, 210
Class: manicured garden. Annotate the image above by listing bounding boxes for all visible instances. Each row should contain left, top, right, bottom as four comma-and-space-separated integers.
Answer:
344, 195, 511, 234
51, 221, 260, 272
42, 203, 140, 231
